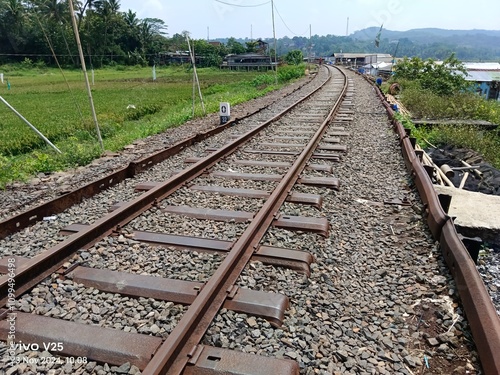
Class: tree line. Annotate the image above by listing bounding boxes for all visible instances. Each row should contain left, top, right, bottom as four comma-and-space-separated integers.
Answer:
0, 0, 279, 68
1, 0, 167, 66
1, 0, 497, 69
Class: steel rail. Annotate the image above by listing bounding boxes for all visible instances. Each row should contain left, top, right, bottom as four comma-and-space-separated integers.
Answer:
0, 79, 314, 240
0, 66, 332, 307
143, 66, 348, 375
370, 77, 500, 375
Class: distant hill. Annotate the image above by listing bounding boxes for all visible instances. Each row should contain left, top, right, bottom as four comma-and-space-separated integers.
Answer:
215, 28, 500, 61
349, 28, 500, 60
351, 28, 500, 42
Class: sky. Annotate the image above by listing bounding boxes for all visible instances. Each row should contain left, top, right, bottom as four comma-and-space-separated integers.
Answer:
118, 0, 500, 40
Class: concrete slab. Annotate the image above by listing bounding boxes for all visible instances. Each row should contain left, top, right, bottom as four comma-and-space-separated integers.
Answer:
435, 186, 500, 229
434, 185, 500, 248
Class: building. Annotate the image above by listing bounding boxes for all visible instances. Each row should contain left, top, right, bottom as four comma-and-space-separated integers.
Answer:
221, 53, 273, 70
159, 51, 193, 65
463, 62, 500, 101
362, 61, 393, 76
332, 53, 393, 66
255, 39, 270, 55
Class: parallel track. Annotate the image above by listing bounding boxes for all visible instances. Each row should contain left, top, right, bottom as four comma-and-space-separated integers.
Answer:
1, 66, 349, 374
0, 65, 499, 375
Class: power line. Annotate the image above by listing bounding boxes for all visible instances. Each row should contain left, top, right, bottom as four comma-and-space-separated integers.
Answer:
272, 3, 309, 37
0, 53, 160, 57
214, 0, 270, 7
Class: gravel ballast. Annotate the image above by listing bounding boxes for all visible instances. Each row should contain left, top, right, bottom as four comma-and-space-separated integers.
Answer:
1, 67, 491, 375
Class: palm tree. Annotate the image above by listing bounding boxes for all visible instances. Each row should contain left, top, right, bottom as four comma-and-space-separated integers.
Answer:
28, 0, 76, 65
122, 10, 139, 53
0, 0, 28, 52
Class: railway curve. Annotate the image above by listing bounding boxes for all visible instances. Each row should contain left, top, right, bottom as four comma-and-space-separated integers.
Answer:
0, 65, 498, 375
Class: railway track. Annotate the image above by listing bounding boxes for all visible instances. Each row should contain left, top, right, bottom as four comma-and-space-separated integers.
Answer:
0, 65, 346, 374
0, 65, 498, 375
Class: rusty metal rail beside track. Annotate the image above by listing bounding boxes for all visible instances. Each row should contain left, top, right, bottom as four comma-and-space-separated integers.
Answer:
371, 80, 500, 375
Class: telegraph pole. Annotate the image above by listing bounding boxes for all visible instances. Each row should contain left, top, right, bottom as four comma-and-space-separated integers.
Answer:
308, 24, 312, 68
271, 0, 278, 84
68, 0, 104, 153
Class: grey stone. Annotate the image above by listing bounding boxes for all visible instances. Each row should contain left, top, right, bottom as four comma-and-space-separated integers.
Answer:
427, 337, 439, 346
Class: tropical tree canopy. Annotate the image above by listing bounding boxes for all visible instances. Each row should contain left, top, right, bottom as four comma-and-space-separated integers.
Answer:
0, 0, 168, 67
285, 50, 304, 65
392, 53, 470, 96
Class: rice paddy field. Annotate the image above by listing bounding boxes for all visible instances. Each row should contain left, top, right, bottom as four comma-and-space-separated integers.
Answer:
0, 65, 297, 187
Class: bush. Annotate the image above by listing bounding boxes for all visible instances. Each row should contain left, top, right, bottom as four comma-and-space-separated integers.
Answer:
124, 103, 163, 121
278, 64, 305, 82
285, 50, 304, 65
252, 74, 275, 88
393, 53, 470, 96
400, 83, 500, 124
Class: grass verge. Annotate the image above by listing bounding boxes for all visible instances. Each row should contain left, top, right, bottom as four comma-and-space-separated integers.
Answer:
0, 64, 305, 188
386, 79, 500, 169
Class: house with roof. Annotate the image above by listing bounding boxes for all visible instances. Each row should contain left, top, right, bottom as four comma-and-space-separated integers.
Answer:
221, 53, 273, 70
332, 53, 393, 66
463, 62, 500, 100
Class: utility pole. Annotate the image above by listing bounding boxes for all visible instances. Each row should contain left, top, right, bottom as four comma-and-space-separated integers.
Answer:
68, 0, 104, 153
346, 17, 349, 36
185, 33, 205, 116
308, 24, 312, 68
271, 0, 278, 85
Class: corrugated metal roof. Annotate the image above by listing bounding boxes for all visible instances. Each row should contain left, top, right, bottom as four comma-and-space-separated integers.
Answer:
226, 53, 269, 58
362, 62, 393, 69
465, 71, 500, 82
332, 53, 393, 59
333, 53, 368, 58
464, 62, 500, 71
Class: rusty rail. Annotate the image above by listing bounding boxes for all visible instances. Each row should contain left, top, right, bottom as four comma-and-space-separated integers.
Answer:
371, 80, 500, 375
0, 78, 313, 240
0, 66, 332, 306
144, 65, 348, 375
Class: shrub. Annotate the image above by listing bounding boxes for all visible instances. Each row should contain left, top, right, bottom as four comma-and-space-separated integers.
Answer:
124, 103, 163, 121
393, 53, 470, 97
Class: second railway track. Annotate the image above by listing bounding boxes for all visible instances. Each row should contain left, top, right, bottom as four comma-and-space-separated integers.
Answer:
0, 65, 496, 374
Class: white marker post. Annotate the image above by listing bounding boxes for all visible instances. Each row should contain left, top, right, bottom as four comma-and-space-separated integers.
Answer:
219, 102, 230, 125
0, 73, 3, 84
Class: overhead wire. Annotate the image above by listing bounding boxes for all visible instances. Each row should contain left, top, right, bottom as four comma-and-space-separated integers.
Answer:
272, 3, 309, 37
214, 0, 270, 7
214, 0, 309, 37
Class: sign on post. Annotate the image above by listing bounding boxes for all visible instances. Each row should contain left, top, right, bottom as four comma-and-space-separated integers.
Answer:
219, 102, 230, 125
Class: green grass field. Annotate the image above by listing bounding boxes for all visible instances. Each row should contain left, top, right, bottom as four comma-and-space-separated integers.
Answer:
0, 64, 304, 187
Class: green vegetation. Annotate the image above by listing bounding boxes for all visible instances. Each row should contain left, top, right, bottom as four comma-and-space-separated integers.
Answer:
285, 50, 304, 66
0, 64, 305, 187
387, 54, 500, 169
392, 54, 470, 96
0, 1, 271, 68
396, 114, 500, 168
